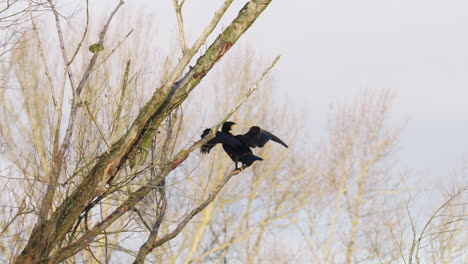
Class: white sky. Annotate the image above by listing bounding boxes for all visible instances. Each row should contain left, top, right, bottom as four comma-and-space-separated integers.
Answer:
250, 0, 468, 180
103, 0, 468, 182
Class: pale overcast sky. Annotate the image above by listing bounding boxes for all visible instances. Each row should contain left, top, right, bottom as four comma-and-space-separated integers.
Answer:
110, 0, 468, 182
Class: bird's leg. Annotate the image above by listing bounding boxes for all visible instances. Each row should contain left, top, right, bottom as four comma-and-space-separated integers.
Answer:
233, 162, 242, 173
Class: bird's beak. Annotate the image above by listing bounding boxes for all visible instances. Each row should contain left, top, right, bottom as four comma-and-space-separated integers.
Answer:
231, 124, 237, 129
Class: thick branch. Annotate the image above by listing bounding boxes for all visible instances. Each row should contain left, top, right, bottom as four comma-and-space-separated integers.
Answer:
17, 1, 126, 263
46, 143, 200, 263
47, 52, 279, 263
16, 1, 272, 262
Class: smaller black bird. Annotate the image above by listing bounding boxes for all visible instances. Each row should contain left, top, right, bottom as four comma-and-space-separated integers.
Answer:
200, 121, 288, 170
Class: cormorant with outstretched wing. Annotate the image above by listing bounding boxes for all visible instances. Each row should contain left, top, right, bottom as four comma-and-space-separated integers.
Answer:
200, 121, 288, 170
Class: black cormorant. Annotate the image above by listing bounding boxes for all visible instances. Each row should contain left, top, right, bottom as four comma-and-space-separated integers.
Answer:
200, 121, 288, 170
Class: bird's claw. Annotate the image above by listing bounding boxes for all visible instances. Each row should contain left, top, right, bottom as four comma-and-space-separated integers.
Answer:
232, 165, 248, 174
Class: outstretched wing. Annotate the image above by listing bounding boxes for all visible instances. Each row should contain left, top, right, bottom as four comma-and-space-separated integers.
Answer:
200, 129, 241, 154
238, 126, 288, 148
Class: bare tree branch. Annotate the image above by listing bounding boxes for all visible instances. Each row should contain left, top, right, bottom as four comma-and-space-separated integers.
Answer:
67, 0, 89, 65
36, 0, 125, 224
46, 52, 279, 263
172, 0, 187, 53
15, 1, 272, 262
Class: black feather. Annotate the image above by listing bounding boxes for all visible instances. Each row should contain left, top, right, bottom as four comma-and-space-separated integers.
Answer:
199, 121, 288, 169
239, 126, 288, 148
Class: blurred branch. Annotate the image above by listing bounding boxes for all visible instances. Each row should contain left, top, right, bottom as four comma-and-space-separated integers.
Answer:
220, 55, 280, 123
28, 2, 64, 156
412, 187, 467, 263
0, 0, 45, 59
0, 198, 31, 237
84, 103, 110, 147
132, 175, 167, 263
407, 197, 417, 264
139, 169, 241, 262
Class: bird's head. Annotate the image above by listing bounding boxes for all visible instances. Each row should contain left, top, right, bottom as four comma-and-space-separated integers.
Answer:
221, 121, 237, 133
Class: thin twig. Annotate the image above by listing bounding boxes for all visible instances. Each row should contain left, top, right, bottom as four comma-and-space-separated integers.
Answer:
92, 28, 134, 72
151, 169, 240, 248
110, 59, 131, 139
161, 0, 234, 95
219, 55, 280, 123
37, 0, 125, 230
172, 0, 187, 53
76, 0, 125, 95
133, 208, 152, 232
68, 0, 89, 65
414, 188, 466, 262
47, 0, 76, 90
28, 0, 64, 159
84, 103, 110, 147
133, 176, 168, 263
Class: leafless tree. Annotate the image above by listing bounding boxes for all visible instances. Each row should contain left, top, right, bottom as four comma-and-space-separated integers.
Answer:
401, 182, 467, 264
294, 91, 467, 264
0, 0, 276, 262
295, 90, 408, 263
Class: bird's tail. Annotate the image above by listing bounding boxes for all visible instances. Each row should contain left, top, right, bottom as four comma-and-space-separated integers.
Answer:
241, 154, 263, 168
